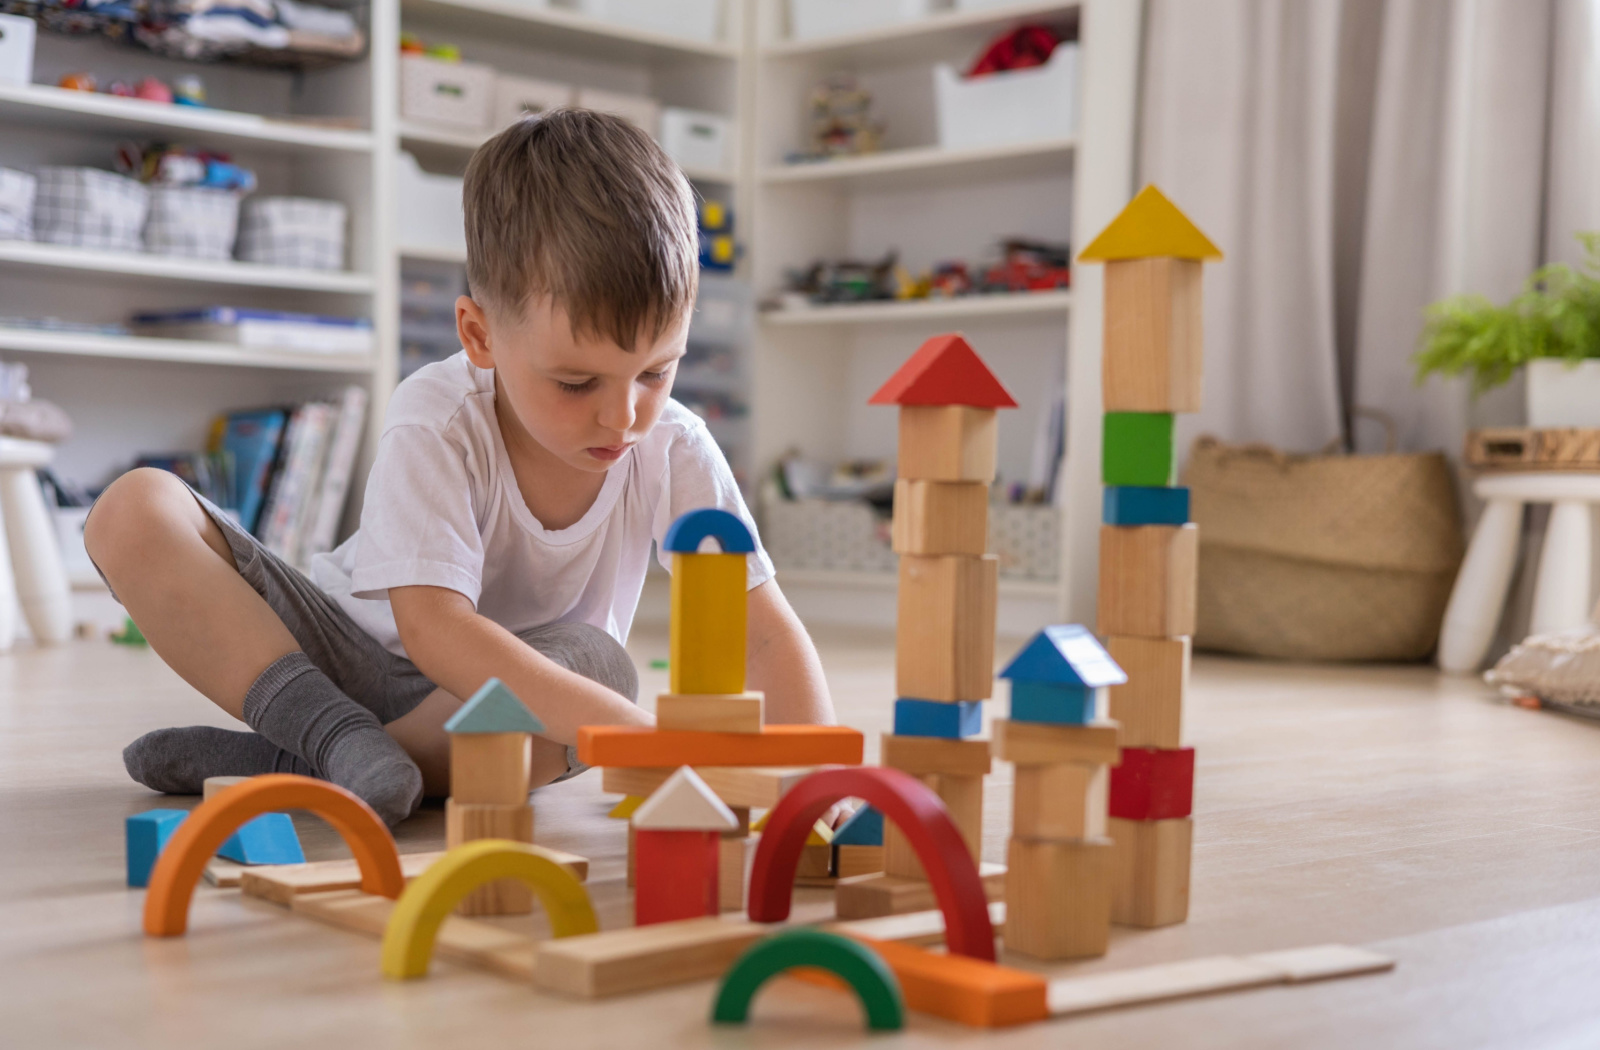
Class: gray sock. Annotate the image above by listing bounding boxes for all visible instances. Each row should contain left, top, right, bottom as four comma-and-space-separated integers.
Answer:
242, 651, 423, 827
123, 726, 316, 794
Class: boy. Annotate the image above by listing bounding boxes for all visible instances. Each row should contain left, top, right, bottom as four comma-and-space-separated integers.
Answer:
86, 110, 835, 826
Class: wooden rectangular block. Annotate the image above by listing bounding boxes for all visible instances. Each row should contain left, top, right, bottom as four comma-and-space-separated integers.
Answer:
601, 765, 819, 809
669, 551, 747, 695
850, 936, 1050, 1028
1097, 524, 1198, 638
898, 404, 998, 482
886, 770, 984, 880
893, 697, 983, 738
1004, 836, 1113, 960
1109, 816, 1192, 928
242, 850, 584, 905
446, 799, 534, 916
1109, 747, 1194, 820
1012, 763, 1108, 841
1103, 256, 1203, 413
718, 835, 748, 912
991, 719, 1120, 767
577, 725, 863, 769
292, 890, 537, 980
1102, 412, 1176, 487
1102, 485, 1190, 526
797, 840, 833, 881
533, 917, 768, 998
896, 553, 998, 701
881, 733, 993, 778
655, 692, 764, 733
450, 732, 532, 805
1106, 635, 1189, 748
891, 479, 989, 555
835, 864, 1008, 919
834, 844, 886, 879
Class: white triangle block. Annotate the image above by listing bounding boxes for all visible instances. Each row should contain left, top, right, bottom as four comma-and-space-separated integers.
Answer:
632, 766, 739, 831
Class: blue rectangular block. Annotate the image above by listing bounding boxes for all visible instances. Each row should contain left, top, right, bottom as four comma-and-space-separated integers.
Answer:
893, 698, 983, 739
217, 813, 305, 866
1009, 682, 1099, 725
1103, 486, 1190, 526
127, 809, 188, 888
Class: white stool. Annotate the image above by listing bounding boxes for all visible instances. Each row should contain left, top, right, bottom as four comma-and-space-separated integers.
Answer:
0, 437, 72, 650
1438, 472, 1600, 672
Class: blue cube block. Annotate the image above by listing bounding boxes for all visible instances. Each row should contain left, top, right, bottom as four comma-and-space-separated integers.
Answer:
1103, 486, 1190, 526
127, 809, 188, 888
217, 813, 305, 866
833, 805, 884, 847
893, 698, 983, 739
1009, 681, 1099, 725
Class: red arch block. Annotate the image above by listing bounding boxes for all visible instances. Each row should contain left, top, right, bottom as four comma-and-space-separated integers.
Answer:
143, 774, 403, 937
746, 767, 995, 961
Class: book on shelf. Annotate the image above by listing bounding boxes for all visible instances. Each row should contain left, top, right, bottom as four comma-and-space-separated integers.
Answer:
212, 407, 290, 534
130, 307, 374, 354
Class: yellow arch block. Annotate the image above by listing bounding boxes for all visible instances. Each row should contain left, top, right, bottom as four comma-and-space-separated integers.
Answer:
380, 839, 598, 979
670, 552, 747, 695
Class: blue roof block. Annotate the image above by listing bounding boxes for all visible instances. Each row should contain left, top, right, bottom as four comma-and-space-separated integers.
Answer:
127, 809, 188, 888
217, 813, 305, 866
832, 805, 884, 847
662, 507, 756, 554
1000, 625, 1126, 687
444, 677, 545, 735
1009, 681, 1099, 725
893, 698, 983, 739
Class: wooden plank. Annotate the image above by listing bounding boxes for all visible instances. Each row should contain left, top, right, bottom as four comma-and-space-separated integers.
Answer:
1004, 837, 1113, 960
1106, 635, 1189, 749
896, 553, 999, 701
1096, 524, 1199, 638
1103, 257, 1203, 413
601, 765, 821, 809
897, 405, 998, 482
827, 900, 1007, 948
577, 725, 863, 768
834, 864, 1007, 919
656, 693, 764, 733
850, 935, 1050, 1027
203, 858, 247, 887
290, 890, 537, 980
1465, 426, 1600, 470
1110, 816, 1192, 928
991, 719, 1121, 766
240, 849, 588, 906
890, 479, 990, 555
880, 733, 993, 777
532, 917, 768, 998
1251, 944, 1396, 983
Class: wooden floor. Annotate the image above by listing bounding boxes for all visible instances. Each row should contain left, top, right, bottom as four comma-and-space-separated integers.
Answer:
4, 626, 1600, 1048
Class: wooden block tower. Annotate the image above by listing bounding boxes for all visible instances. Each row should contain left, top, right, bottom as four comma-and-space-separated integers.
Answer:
992, 626, 1125, 959
631, 765, 739, 926
838, 333, 1017, 919
1078, 184, 1221, 928
444, 677, 542, 916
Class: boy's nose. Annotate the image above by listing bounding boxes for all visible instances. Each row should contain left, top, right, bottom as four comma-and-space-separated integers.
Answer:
597, 388, 637, 433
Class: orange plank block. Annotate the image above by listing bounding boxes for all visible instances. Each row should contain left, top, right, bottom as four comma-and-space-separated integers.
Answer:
577, 725, 864, 769
811, 936, 1047, 1027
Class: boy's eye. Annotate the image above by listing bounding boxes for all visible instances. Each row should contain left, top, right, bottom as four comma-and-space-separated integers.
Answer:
640, 370, 671, 384
556, 378, 597, 394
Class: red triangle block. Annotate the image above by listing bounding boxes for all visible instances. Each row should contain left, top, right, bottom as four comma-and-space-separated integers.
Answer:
868, 333, 1019, 408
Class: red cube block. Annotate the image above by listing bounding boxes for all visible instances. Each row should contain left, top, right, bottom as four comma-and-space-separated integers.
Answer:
634, 828, 720, 926
1109, 746, 1194, 820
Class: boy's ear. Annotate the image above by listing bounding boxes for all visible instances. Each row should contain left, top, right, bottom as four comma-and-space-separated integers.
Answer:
457, 296, 495, 370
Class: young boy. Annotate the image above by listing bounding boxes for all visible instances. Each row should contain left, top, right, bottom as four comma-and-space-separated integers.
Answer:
86, 109, 835, 826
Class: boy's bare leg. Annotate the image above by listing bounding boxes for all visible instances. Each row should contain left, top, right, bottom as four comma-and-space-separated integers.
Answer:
385, 688, 573, 798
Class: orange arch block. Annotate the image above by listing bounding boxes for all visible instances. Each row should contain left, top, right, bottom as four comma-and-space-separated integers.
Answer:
143, 774, 403, 937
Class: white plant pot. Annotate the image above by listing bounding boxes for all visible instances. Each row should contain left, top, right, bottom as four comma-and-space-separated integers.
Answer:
1525, 358, 1600, 428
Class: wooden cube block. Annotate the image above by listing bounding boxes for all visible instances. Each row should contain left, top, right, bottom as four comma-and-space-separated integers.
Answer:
898, 405, 998, 482
655, 692, 764, 733
450, 733, 532, 805
1106, 636, 1189, 748
881, 733, 993, 777
669, 551, 747, 695
991, 718, 1120, 766
718, 835, 747, 912
446, 799, 534, 915
891, 479, 989, 555
1109, 816, 1192, 927
1109, 747, 1194, 820
1003, 836, 1113, 960
1102, 412, 1176, 487
896, 554, 998, 701
1103, 256, 1203, 413
886, 771, 983, 879
1012, 763, 1108, 841
1097, 524, 1198, 638
834, 844, 886, 879
798, 841, 833, 880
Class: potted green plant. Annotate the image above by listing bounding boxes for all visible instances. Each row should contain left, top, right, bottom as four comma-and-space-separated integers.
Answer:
1414, 232, 1600, 426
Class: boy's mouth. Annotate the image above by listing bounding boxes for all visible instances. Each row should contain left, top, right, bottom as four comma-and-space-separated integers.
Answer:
585, 444, 631, 461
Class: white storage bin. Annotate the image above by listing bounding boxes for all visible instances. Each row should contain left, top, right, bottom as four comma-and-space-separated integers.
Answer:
788, 0, 930, 41
493, 74, 573, 129
575, 87, 661, 137
660, 107, 733, 173
33, 168, 148, 251
401, 54, 495, 130
143, 186, 239, 260
237, 196, 347, 271
573, 0, 720, 43
761, 497, 897, 575
395, 152, 466, 258
0, 167, 35, 240
935, 43, 1079, 150
0, 12, 35, 87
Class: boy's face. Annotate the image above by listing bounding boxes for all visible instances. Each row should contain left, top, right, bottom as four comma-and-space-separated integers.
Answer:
458, 293, 690, 473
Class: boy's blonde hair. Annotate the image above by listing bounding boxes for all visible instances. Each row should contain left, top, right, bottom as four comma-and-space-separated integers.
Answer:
463, 108, 699, 348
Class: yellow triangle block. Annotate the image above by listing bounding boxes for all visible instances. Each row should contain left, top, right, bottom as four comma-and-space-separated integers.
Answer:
608, 795, 644, 820
750, 810, 832, 844
1077, 184, 1223, 262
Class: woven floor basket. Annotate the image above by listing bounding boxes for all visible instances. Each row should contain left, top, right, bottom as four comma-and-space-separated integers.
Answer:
1181, 433, 1465, 661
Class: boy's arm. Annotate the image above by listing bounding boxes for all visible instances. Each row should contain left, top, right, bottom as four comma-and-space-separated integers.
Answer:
390, 584, 652, 744
746, 579, 835, 725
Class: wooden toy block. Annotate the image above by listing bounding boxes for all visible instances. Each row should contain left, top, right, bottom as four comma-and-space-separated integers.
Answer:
450, 732, 532, 805
999, 624, 1127, 687
126, 809, 186, 888
1077, 184, 1224, 263
1012, 762, 1108, 841
635, 828, 721, 925
204, 858, 246, 887
714, 930, 907, 1031
835, 865, 1007, 919
896, 553, 998, 701
444, 677, 545, 734
797, 841, 833, 881
1103, 257, 1204, 413
216, 812, 305, 866
1109, 746, 1195, 820
884, 770, 983, 879
834, 804, 884, 846
578, 725, 863, 769
661, 507, 756, 555
881, 733, 993, 778
1103, 485, 1191, 526
445, 799, 534, 916
1003, 836, 1113, 960
893, 698, 982, 738
669, 551, 748, 695
723, 805, 752, 839
655, 692, 764, 733
1102, 412, 1176, 487
241, 849, 587, 905
1106, 635, 1190, 748
1096, 524, 1199, 638
891, 479, 989, 555
202, 775, 249, 799
1109, 816, 1192, 927
719, 835, 748, 911
868, 333, 1019, 409
532, 916, 768, 998
849, 936, 1050, 1028
990, 718, 1120, 766
632, 766, 740, 832
897, 405, 999, 482
827, 900, 1007, 949
293, 889, 538, 981
601, 765, 819, 809
834, 844, 886, 878
1009, 681, 1101, 725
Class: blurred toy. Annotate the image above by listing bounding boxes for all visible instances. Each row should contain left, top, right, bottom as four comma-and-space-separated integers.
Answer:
58, 71, 96, 91
698, 198, 735, 272
108, 80, 137, 97
135, 76, 172, 103
968, 24, 1062, 76
786, 250, 899, 304
929, 261, 973, 298
804, 74, 883, 159
115, 142, 257, 193
399, 32, 425, 55
172, 74, 206, 106
976, 239, 1071, 293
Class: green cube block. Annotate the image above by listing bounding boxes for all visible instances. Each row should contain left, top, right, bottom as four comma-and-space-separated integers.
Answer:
1102, 412, 1175, 486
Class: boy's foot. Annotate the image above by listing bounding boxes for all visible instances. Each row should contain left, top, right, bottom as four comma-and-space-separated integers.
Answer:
123, 726, 315, 794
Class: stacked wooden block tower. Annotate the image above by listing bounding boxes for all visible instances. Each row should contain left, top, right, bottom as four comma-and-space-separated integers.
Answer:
443, 678, 543, 915
839, 334, 1016, 919
1078, 184, 1221, 928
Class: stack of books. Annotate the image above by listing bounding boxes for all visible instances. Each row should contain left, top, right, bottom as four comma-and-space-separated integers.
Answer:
131, 307, 374, 355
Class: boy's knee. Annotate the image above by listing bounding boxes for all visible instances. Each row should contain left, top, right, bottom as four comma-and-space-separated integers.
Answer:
517, 621, 638, 702
84, 468, 221, 570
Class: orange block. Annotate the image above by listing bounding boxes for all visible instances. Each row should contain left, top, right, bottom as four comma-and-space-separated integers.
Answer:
576, 725, 864, 769
798, 936, 1048, 1028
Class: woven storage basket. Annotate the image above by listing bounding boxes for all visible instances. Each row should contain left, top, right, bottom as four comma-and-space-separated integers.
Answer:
33, 167, 148, 251
1181, 425, 1465, 661
144, 186, 240, 260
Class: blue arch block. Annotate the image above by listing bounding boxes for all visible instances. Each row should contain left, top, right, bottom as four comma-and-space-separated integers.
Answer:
662, 508, 755, 554
217, 813, 305, 865
127, 809, 188, 888
893, 698, 983, 739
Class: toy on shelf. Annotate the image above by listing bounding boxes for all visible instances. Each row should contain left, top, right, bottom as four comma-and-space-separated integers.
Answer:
796, 74, 883, 161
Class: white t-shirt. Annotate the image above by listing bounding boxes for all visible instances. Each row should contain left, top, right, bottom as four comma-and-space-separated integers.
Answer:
310, 351, 774, 658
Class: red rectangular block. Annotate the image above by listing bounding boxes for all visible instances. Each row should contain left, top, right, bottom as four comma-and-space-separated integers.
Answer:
577, 725, 864, 768
634, 829, 719, 926
1108, 746, 1194, 820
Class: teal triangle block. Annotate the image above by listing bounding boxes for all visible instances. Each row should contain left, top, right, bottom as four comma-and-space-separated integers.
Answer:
443, 678, 545, 734
999, 625, 1127, 687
